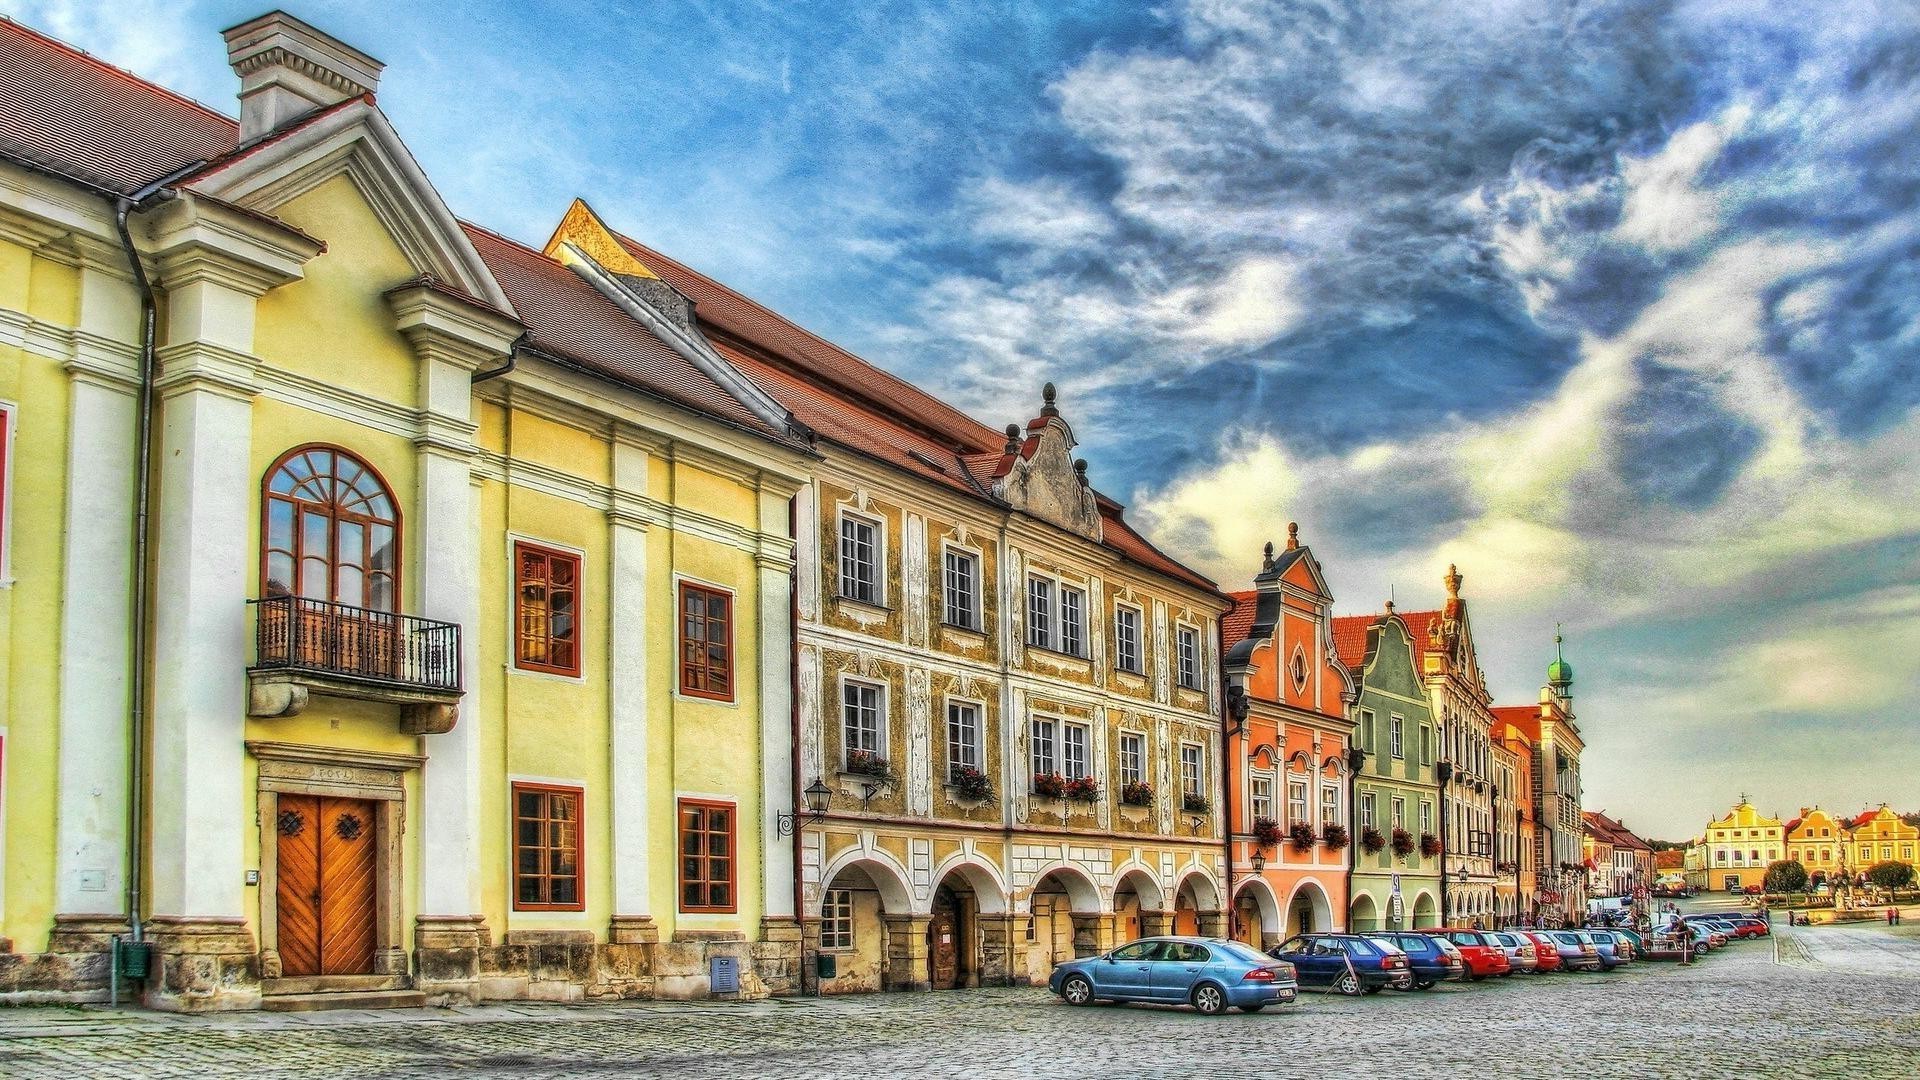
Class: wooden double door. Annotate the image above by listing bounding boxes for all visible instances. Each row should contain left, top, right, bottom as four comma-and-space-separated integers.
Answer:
276, 794, 379, 977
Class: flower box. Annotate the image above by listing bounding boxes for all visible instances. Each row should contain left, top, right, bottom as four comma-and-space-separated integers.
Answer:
1361, 826, 1386, 854
1419, 833, 1442, 858
1182, 792, 1212, 814
1253, 817, 1283, 847
1120, 781, 1155, 807
950, 765, 994, 803
1032, 772, 1067, 798
1288, 821, 1317, 850
1322, 824, 1350, 851
845, 749, 897, 786
1391, 828, 1415, 857
1065, 775, 1101, 802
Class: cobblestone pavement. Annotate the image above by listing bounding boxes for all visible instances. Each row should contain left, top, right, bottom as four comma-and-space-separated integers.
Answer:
2, 921, 1917, 1080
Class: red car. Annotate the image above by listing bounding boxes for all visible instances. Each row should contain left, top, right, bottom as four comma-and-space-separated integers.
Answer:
1516, 930, 1564, 972
1427, 929, 1512, 980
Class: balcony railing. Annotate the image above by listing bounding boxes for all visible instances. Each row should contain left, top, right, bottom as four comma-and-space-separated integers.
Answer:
249, 595, 461, 694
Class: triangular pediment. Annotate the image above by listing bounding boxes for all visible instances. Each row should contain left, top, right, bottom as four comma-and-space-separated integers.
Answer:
185, 98, 513, 313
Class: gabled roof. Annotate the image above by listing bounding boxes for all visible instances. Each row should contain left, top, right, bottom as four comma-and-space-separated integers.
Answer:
1331, 614, 1373, 670
0, 16, 238, 194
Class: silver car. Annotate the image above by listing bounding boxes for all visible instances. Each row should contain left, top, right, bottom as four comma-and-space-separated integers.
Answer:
1486, 930, 1539, 973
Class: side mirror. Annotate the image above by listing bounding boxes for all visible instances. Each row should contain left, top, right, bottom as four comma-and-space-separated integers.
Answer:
1103, 955, 1116, 963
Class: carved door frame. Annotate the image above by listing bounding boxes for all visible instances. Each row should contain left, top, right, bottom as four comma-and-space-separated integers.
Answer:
249, 741, 423, 980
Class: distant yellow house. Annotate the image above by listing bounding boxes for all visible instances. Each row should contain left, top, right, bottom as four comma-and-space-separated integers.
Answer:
1844, 805, 1918, 875
1702, 797, 1785, 891
1786, 807, 1849, 884
1, 12, 813, 1009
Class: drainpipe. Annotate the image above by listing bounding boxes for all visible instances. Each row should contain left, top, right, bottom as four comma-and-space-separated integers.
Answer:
108, 161, 206, 950
1345, 744, 1364, 930
1218, 623, 1234, 939
1437, 760, 1453, 925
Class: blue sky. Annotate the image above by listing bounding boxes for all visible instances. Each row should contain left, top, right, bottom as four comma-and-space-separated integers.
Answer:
23, 0, 1920, 839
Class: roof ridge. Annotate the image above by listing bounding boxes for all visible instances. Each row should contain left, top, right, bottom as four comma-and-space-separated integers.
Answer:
1, 15, 239, 131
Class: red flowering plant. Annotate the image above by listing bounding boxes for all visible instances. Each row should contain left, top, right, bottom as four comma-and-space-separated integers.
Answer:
1420, 833, 1443, 858
1032, 772, 1068, 798
1321, 824, 1350, 850
1183, 792, 1213, 814
1288, 821, 1317, 850
1065, 775, 1102, 802
846, 749, 897, 785
1361, 826, 1387, 854
1121, 781, 1155, 807
1391, 828, 1416, 858
951, 765, 994, 803
1253, 817, 1284, 847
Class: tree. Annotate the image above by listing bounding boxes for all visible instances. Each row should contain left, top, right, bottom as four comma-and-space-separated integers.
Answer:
1865, 861, 1916, 891
1763, 860, 1809, 894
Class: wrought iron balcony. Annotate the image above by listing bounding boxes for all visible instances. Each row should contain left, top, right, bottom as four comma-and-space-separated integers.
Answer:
247, 595, 462, 732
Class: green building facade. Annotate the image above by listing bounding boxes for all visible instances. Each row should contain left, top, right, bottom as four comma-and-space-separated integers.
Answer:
1340, 610, 1444, 930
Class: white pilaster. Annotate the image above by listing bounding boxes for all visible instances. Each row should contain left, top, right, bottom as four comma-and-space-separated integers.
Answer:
758, 484, 797, 919
53, 262, 141, 916
608, 436, 651, 920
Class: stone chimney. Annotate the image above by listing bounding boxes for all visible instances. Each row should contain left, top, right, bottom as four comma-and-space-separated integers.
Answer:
223, 11, 384, 142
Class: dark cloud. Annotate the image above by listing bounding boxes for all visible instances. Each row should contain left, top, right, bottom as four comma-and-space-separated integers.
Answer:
1613, 360, 1763, 509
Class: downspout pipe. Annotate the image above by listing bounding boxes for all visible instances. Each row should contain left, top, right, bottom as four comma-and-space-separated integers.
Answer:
1218, 623, 1234, 940
1345, 744, 1365, 930
1437, 760, 1453, 926
109, 161, 206, 947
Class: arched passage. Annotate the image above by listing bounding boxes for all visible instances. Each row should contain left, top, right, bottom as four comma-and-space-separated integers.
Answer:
1026, 865, 1103, 982
1411, 891, 1438, 929
1111, 865, 1164, 943
816, 853, 917, 994
1350, 891, 1381, 933
1171, 869, 1223, 937
927, 856, 1010, 990
1285, 879, 1332, 937
1233, 877, 1282, 948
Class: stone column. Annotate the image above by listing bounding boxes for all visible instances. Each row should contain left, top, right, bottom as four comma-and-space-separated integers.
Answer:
389, 284, 521, 1001
1140, 909, 1175, 937
607, 433, 654, 947
881, 914, 932, 991
1070, 913, 1115, 957
976, 913, 1018, 986
52, 253, 142, 950
1196, 910, 1227, 938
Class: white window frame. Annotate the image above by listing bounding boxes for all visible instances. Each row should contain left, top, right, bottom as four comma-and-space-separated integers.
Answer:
1114, 602, 1143, 675
1062, 721, 1090, 780
1392, 796, 1407, 831
1176, 623, 1201, 690
1026, 576, 1053, 650
1119, 731, 1145, 786
839, 677, 886, 766
941, 542, 981, 631
1390, 714, 1404, 760
1418, 800, 1432, 836
1251, 773, 1275, 821
1180, 742, 1204, 797
1030, 716, 1058, 779
1420, 723, 1432, 765
1059, 585, 1086, 657
1287, 778, 1309, 828
1358, 790, 1374, 829
945, 697, 983, 782
1025, 571, 1090, 658
836, 508, 884, 606
1358, 709, 1375, 756
821, 888, 855, 950
1320, 783, 1340, 828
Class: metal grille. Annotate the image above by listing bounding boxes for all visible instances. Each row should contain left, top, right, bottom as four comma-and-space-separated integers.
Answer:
250, 595, 461, 692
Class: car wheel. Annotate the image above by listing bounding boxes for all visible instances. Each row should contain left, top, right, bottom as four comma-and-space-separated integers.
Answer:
1335, 972, 1364, 997
1061, 975, 1094, 1006
1192, 983, 1227, 1016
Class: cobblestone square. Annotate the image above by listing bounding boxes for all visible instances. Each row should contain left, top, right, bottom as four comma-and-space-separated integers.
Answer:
2, 921, 1916, 1079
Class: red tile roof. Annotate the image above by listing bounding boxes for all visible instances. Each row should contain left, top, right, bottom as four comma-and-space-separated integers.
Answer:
1222, 591, 1257, 647
1330, 614, 1375, 670
464, 223, 796, 444
0, 17, 238, 193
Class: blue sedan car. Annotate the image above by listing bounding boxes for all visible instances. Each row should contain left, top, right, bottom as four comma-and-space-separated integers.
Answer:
1048, 937, 1299, 1015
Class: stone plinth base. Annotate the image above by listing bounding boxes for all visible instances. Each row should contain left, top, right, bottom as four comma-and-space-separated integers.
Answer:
0, 914, 128, 1004
143, 916, 259, 1012
413, 914, 489, 1004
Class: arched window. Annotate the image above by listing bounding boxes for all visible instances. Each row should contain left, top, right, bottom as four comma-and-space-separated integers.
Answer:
263, 446, 400, 610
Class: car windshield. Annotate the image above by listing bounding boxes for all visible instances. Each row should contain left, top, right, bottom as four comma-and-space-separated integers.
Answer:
1212, 941, 1268, 965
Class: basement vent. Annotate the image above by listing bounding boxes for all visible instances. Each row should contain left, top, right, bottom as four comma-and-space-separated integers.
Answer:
709, 955, 740, 995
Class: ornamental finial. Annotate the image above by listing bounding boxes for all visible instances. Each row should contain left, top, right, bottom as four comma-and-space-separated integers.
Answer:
1286, 521, 1299, 550
1041, 382, 1059, 417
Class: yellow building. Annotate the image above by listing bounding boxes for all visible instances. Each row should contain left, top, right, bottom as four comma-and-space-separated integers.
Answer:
1786, 807, 1849, 885
1844, 805, 1919, 875
1702, 797, 1785, 892
0, 13, 814, 1008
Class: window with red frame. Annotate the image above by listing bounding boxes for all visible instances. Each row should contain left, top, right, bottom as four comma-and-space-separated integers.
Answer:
678, 799, 735, 912
678, 582, 733, 701
512, 783, 582, 911
514, 542, 579, 676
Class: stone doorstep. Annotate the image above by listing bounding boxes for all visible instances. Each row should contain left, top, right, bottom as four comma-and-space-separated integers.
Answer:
259, 989, 427, 1013
263, 974, 409, 996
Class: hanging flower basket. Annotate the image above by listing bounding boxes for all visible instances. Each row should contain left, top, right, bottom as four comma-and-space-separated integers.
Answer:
1289, 821, 1317, 850
1419, 833, 1442, 858
1254, 817, 1284, 847
1121, 780, 1155, 807
1033, 772, 1068, 798
1321, 824, 1350, 851
1183, 792, 1212, 814
951, 765, 994, 803
1065, 775, 1102, 802
1391, 828, 1415, 858
846, 749, 898, 786
1361, 826, 1386, 854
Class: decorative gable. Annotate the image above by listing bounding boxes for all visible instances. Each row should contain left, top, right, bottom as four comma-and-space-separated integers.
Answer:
991, 384, 1102, 542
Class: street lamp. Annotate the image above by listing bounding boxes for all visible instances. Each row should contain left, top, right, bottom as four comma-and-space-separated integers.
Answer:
777, 778, 834, 837
1250, 850, 1267, 874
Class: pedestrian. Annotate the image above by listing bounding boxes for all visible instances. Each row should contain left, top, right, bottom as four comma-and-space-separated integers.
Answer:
1888, 907, 1896, 926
